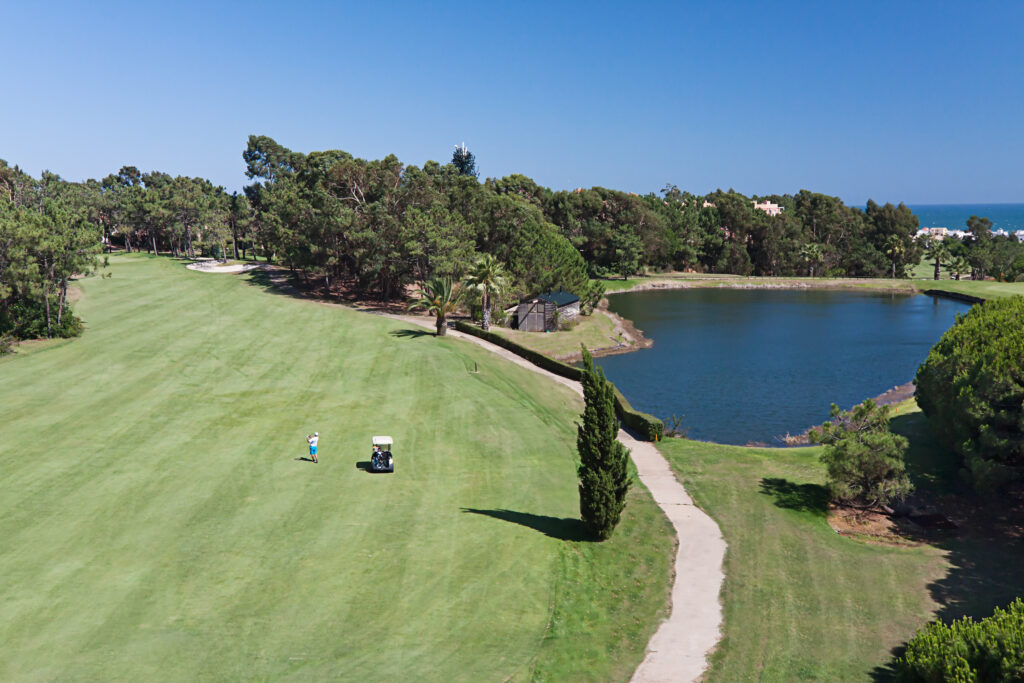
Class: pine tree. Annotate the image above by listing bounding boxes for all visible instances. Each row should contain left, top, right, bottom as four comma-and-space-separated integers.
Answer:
577, 347, 631, 539
451, 143, 478, 178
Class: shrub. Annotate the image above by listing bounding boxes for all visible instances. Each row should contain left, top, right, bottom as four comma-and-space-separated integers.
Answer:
915, 296, 1024, 491
0, 298, 84, 340
0, 334, 14, 355
809, 399, 912, 507
896, 598, 1024, 682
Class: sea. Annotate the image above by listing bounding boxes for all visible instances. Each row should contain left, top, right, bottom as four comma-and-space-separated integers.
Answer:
908, 203, 1024, 233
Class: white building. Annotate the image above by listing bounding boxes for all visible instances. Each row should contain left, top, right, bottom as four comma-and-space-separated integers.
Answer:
752, 200, 783, 217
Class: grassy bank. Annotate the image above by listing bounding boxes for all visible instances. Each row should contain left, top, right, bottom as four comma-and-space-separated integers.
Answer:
600, 273, 918, 295
0, 254, 673, 680
657, 400, 1024, 680
657, 436, 945, 680
600, 272, 1024, 302
487, 309, 632, 360
914, 279, 1024, 300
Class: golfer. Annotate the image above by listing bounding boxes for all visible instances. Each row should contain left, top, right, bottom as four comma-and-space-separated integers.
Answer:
307, 432, 319, 464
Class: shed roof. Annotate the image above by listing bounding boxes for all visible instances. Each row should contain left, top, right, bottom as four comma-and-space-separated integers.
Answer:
537, 289, 580, 307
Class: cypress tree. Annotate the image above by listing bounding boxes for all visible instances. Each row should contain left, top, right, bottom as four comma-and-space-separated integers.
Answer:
577, 347, 631, 540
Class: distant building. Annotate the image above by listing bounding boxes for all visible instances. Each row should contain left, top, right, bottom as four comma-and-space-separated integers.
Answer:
917, 227, 950, 240
753, 200, 783, 217
515, 290, 581, 332
702, 200, 716, 208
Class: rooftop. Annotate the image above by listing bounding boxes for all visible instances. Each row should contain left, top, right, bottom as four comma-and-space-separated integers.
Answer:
537, 289, 580, 307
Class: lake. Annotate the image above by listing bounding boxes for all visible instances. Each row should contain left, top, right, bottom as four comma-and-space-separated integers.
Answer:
596, 288, 972, 445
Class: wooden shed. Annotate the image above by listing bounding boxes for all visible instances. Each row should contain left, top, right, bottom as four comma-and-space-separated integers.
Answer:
515, 290, 581, 332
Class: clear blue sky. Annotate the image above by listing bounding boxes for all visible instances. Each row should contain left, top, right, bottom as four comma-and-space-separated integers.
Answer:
2, 1, 1021, 204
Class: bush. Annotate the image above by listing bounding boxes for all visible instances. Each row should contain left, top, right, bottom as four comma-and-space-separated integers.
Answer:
809, 399, 912, 507
896, 598, 1024, 682
0, 334, 14, 355
915, 296, 1024, 491
453, 320, 664, 441
0, 298, 84, 340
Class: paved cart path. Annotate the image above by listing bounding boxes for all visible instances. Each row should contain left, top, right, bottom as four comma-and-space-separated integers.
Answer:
196, 264, 726, 682
384, 317, 726, 683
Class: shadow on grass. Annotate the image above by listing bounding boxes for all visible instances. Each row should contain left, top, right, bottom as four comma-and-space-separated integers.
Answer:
389, 328, 433, 339
758, 477, 829, 516
869, 410, 1024, 680
243, 268, 293, 295
461, 508, 594, 542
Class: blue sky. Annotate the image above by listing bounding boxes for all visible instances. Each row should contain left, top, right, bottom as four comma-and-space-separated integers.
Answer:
1, 1, 1021, 204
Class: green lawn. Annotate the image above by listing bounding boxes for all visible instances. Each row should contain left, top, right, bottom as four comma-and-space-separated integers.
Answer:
489, 310, 626, 360
0, 254, 673, 681
656, 437, 947, 680
657, 400, 1024, 680
913, 278, 1024, 300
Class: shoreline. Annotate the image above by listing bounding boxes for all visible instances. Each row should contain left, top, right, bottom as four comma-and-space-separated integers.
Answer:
778, 381, 917, 446
603, 275, 920, 297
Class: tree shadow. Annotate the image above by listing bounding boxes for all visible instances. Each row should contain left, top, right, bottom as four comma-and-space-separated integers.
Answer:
389, 328, 433, 339
758, 477, 829, 516
868, 410, 1024, 679
460, 508, 594, 542
243, 268, 295, 297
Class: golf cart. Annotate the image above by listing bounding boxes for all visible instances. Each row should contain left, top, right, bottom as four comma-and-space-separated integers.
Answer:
370, 436, 394, 473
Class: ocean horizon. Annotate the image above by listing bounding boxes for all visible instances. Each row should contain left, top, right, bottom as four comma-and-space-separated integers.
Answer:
907, 203, 1024, 233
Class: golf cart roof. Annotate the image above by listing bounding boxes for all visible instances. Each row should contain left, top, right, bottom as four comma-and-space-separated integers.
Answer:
372, 436, 393, 446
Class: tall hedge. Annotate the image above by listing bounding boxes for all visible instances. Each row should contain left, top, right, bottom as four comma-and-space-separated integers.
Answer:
915, 296, 1024, 491
896, 598, 1024, 682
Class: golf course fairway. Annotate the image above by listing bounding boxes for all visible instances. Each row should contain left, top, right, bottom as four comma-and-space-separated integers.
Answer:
0, 255, 673, 681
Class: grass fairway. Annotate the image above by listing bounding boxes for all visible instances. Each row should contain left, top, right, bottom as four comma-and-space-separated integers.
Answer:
0, 254, 673, 681
656, 438, 948, 681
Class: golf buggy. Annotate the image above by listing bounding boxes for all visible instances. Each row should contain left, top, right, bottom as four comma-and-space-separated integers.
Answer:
370, 436, 394, 473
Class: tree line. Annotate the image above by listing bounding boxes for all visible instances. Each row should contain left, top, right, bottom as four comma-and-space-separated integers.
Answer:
7, 136, 1011, 344
1, 162, 103, 343
921, 215, 1024, 282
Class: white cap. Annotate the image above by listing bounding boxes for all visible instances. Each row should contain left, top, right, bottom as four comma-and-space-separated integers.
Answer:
314, 432, 318, 436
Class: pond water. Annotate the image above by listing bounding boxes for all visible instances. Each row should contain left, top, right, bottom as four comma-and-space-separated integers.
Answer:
595, 288, 972, 445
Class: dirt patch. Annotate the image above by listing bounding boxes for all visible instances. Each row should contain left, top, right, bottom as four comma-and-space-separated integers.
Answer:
828, 506, 931, 546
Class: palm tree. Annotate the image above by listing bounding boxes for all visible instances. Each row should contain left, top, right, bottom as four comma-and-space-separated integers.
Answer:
408, 276, 459, 336
463, 254, 508, 331
930, 240, 951, 280
947, 255, 970, 281
883, 235, 906, 279
800, 243, 823, 277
